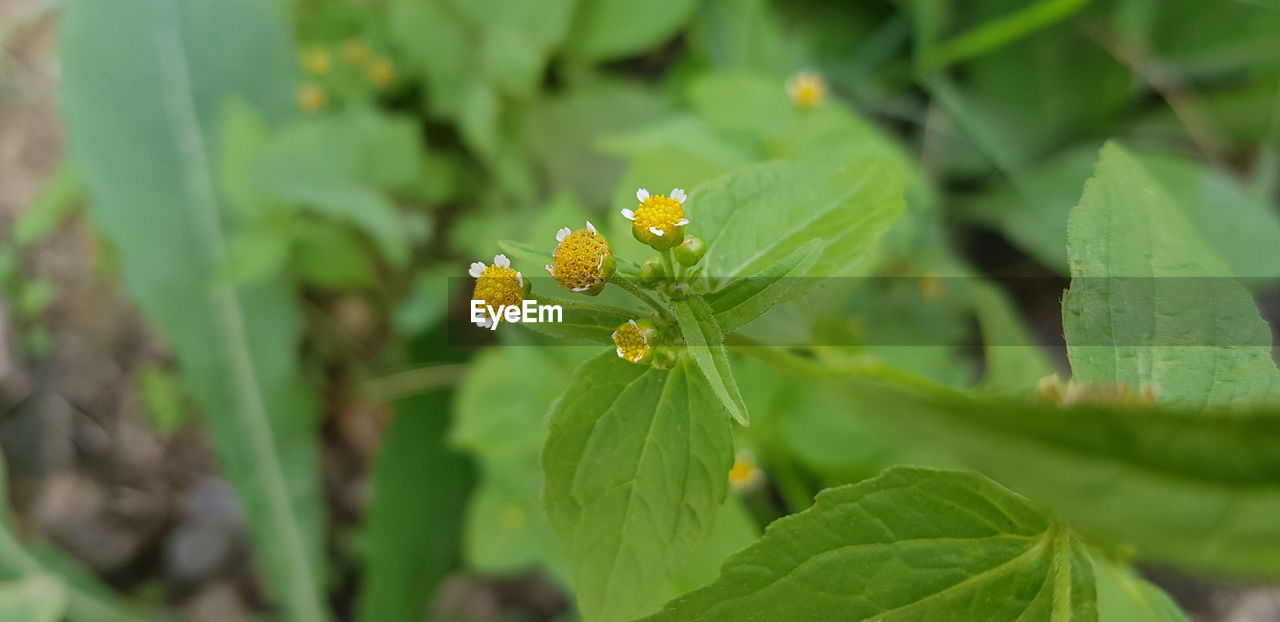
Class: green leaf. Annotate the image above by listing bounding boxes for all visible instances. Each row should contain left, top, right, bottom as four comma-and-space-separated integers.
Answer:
1094, 558, 1188, 622
705, 238, 823, 333
1063, 142, 1280, 408
972, 281, 1056, 392
0, 575, 65, 622
59, 1, 329, 620
518, 294, 640, 345
454, 348, 588, 578
356, 390, 473, 622
693, 160, 905, 290
564, 0, 696, 61
832, 377, 1280, 579
266, 181, 410, 267
644, 467, 1098, 622
543, 353, 733, 622
672, 296, 749, 426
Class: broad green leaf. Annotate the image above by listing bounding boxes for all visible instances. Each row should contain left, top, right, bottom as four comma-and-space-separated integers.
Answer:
0, 575, 64, 622
544, 353, 733, 622
60, 1, 329, 620
672, 296, 749, 426
644, 467, 1098, 622
693, 160, 905, 290
356, 390, 473, 622
564, 0, 696, 61
265, 180, 410, 267
454, 348, 589, 578
706, 238, 822, 333
1064, 143, 1280, 408
967, 146, 1280, 276
667, 496, 759, 595
1093, 559, 1188, 622
833, 377, 1280, 578
518, 294, 640, 345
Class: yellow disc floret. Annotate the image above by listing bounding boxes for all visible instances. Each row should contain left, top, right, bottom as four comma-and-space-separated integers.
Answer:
368, 56, 396, 86
300, 47, 332, 76
612, 319, 655, 364
546, 221, 614, 296
728, 450, 764, 491
623, 188, 689, 251
787, 71, 827, 108
341, 38, 371, 66
297, 84, 326, 112
469, 254, 524, 328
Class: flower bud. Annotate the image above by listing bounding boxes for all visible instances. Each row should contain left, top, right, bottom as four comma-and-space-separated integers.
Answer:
674, 236, 706, 266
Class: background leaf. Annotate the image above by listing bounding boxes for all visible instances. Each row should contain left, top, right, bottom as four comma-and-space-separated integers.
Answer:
1063, 142, 1280, 408
60, 0, 330, 619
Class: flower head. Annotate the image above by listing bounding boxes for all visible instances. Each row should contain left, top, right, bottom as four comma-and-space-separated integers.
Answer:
728, 449, 765, 491
341, 38, 370, 66
298, 84, 326, 112
368, 56, 396, 86
469, 254, 523, 328
787, 71, 827, 108
546, 221, 614, 295
622, 188, 688, 251
300, 47, 332, 75
612, 319, 655, 364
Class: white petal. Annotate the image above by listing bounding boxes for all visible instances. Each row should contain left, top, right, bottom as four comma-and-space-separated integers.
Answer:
494, 254, 510, 268
545, 264, 555, 276
649, 226, 664, 237
476, 317, 492, 328
517, 272, 523, 286
671, 188, 686, 203
628, 319, 638, 327
597, 255, 605, 268
616, 347, 625, 359
621, 208, 635, 221
636, 188, 650, 202
572, 285, 592, 292
675, 218, 689, 226
585, 220, 596, 233
556, 227, 571, 242
469, 262, 486, 278
611, 331, 619, 340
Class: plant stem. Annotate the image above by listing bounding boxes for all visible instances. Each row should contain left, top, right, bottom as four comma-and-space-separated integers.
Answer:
660, 249, 678, 279
611, 276, 672, 320
363, 364, 469, 403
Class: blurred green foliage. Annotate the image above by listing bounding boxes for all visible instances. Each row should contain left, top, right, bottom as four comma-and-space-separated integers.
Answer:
0, 0, 1274, 620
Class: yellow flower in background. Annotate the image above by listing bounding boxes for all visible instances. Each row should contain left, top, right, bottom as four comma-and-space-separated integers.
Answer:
342, 38, 371, 66
546, 221, 614, 295
787, 71, 827, 108
469, 254, 524, 329
297, 84, 326, 112
612, 319, 655, 364
728, 449, 765, 491
622, 188, 688, 251
368, 56, 396, 86
300, 46, 332, 76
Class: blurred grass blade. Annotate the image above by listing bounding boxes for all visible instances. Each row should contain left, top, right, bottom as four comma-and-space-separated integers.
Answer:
59, 0, 330, 619
357, 390, 473, 622
921, 0, 1095, 71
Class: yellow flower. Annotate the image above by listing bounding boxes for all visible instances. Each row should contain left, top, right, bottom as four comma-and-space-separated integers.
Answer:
297, 84, 326, 112
622, 188, 688, 251
300, 46, 332, 75
728, 450, 764, 491
368, 56, 396, 86
787, 71, 827, 108
612, 319, 655, 364
342, 38, 370, 66
546, 221, 614, 295
469, 254, 524, 329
